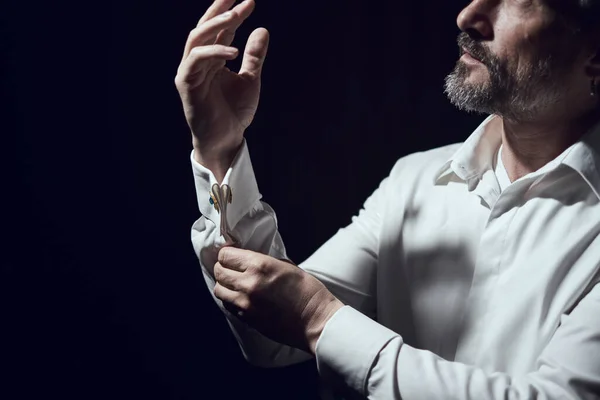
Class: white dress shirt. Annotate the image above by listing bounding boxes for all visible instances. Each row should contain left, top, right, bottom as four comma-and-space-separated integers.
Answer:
495, 145, 512, 192
190, 114, 600, 399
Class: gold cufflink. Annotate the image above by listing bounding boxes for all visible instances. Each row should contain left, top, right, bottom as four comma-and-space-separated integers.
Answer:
209, 183, 237, 245
209, 184, 233, 214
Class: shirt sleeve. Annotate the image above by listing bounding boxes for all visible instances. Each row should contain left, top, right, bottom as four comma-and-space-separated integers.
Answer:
315, 283, 600, 399
190, 139, 384, 368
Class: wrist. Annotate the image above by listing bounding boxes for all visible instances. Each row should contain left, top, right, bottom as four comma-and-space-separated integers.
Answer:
193, 139, 244, 183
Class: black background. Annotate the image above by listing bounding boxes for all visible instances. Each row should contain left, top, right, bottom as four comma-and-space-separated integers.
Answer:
2, 1, 483, 399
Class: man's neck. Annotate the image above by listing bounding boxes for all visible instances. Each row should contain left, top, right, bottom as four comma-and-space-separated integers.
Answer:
498, 113, 599, 182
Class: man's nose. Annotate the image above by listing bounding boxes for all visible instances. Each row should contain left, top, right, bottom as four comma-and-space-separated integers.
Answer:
457, 0, 494, 40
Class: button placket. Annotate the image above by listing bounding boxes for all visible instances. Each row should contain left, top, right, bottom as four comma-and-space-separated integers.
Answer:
455, 187, 519, 364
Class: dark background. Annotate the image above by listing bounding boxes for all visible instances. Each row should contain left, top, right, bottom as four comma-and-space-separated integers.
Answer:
2, 1, 483, 399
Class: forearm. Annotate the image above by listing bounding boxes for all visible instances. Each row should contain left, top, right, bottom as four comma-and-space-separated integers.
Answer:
193, 210, 314, 367
316, 304, 599, 399
191, 142, 312, 367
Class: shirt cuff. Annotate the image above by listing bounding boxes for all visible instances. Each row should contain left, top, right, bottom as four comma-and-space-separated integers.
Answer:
190, 139, 262, 230
315, 306, 401, 396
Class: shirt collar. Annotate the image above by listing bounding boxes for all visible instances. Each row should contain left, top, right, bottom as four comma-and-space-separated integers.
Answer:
434, 114, 502, 184
562, 120, 600, 200
434, 115, 600, 201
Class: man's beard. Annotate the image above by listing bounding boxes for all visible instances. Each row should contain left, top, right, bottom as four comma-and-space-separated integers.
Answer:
444, 32, 573, 122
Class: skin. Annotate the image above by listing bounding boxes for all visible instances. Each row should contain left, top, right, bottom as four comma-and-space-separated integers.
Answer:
175, 0, 267, 184
174, 0, 600, 355
456, 0, 600, 180
213, 247, 343, 354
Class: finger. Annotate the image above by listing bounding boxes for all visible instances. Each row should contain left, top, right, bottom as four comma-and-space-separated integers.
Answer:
239, 28, 270, 79
215, 0, 256, 47
214, 282, 251, 317
218, 246, 261, 272
214, 261, 245, 290
198, 0, 236, 26
177, 45, 238, 83
182, 12, 239, 62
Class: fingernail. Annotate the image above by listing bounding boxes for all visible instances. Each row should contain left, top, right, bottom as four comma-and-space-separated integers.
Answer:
221, 11, 232, 19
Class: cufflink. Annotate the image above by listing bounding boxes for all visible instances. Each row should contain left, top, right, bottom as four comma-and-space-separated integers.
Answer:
209, 183, 238, 246
209, 184, 233, 213
209, 192, 219, 212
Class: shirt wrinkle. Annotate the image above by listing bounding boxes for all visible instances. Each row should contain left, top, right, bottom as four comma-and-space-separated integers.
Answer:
190, 114, 600, 400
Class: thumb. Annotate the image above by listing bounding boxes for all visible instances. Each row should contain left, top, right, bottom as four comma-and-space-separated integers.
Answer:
239, 27, 270, 79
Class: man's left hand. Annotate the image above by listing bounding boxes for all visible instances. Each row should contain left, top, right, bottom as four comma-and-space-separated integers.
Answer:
213, 247, 344, 354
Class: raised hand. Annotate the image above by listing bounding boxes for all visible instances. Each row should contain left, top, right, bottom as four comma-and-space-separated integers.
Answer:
175, 0, 269, 182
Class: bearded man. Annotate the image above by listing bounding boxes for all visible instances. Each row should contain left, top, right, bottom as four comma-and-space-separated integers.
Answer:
175, 0, 600, 398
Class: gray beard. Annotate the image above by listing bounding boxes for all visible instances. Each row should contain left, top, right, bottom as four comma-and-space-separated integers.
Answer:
444, 54, 565, 122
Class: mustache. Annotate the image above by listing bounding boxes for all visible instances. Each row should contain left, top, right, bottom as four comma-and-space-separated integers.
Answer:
457, 32, 493, 66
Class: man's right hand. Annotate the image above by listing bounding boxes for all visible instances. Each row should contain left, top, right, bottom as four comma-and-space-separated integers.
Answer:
175, 0, 269, 182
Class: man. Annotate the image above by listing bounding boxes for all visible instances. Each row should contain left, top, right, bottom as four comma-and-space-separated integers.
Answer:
175, 0, 600, 398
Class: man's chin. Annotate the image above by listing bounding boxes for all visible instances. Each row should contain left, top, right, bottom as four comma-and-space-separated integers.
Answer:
461, 68, 490, 86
